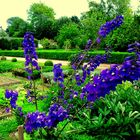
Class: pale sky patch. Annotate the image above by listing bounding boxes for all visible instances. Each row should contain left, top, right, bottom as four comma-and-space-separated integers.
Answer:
0, 0, 139, 29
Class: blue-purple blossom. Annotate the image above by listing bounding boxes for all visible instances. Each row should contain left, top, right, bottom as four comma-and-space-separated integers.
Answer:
71, 40, 92, 70
128, 41, 140, 59
22, 32, 40, 79
53, 64, 64, 88
69, 89, 78, 100
17, 107, 24, 117
85, 39, 92, 50
5, 90, 18, 109
24, 104, 68, 133
5, 107, 10, 113
80, 40, 140, 102
25, 111, 48, 133
81, 58, 140, 102
46, 103, 68, 128
75, 50, 111, 86
97, 15, 124, 43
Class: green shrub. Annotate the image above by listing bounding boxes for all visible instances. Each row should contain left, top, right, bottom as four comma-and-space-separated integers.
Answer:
0, 56, 6, 60
44, 60, 53, 66
11, 58, 17, 62
63, 39, 72, 50
56, 22, 88, 49
41, 69, 73, 84
42, 66, 53, 72
12, 68, 41, 79
40, 38, 49, 49
40, 38, 58, 49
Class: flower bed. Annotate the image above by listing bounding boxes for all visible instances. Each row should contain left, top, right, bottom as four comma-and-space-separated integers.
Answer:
2, 15, 140, 140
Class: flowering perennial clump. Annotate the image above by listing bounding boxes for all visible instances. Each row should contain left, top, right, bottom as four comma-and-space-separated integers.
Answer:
5, 15, 140, 138
5, 90, 18, 108
22, 32, 40, 79
81, 43, 140, 101
25, 111, 48, 133
25, 104, 68, 133
46, 103, 68, 128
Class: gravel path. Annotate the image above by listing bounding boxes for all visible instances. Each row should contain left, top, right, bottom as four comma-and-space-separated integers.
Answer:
5, 56, 110, 70
6, 56, 69, 65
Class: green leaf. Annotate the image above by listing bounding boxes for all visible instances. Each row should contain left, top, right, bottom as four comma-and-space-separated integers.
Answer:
129, 111, 139, 118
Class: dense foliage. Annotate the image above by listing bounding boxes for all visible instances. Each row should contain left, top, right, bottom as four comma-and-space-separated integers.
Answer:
3, 1, 139, 51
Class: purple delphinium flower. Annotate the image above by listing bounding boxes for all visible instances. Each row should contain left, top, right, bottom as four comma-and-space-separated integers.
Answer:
71, 39, 92, 70
81, 41, 140, 102
69, 89, 78, 100
5, 107, 10, 113
5, 90, 18, 109
46, 103, 68, 128
24, 104, 68, 133
17, 106, 24, 117
96, 37, 101, 44
75, 47, 111, 86
128, 41, 140, 58
22, 32, 40, 79
24, 111, 48, 133
96, 15, 124, 43
82, 57, 140, 102
85, 39, 92, 50
53, 64, 64, 88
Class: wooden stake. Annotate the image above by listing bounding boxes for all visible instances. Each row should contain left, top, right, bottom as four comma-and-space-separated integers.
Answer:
18, 125, 24, 140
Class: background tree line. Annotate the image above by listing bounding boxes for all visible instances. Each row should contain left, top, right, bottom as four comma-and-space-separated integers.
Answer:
1, 0, 140, 51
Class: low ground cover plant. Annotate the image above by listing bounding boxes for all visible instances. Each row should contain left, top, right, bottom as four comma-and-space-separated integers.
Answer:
3, 15, 140, 139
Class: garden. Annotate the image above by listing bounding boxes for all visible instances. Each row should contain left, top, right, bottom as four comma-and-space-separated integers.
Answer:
0, 0, 140, 140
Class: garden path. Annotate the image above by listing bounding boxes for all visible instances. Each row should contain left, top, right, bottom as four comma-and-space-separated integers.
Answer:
5, 56, 110, 70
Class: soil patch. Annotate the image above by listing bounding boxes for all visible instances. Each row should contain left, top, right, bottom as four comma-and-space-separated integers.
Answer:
0, 76, 21, 86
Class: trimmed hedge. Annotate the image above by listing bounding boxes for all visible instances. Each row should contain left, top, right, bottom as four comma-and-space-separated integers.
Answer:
0, 50, 134, 64
11, 58, 17, 62
44, 61, 53, 66
0, 37, 38, 50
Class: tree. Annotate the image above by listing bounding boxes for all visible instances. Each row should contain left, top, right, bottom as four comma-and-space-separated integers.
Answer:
80, 0, 137, 51
0, 28, 8, 37
56, 22, 88, 49
70, 16, 80, 24
99, 0, 131, 18
6, 17, 31, 37
56, 16, 71, 30
81, 1, 106, 40
27, 3, 56, 39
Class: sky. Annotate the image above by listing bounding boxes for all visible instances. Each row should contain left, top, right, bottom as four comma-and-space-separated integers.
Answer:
0, 0, 139, 29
